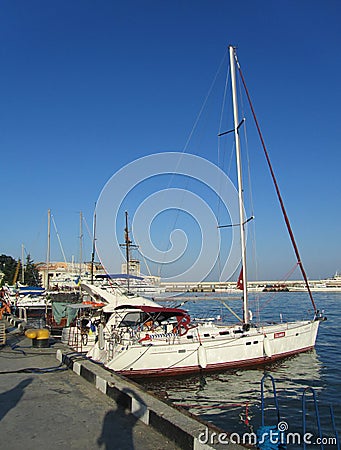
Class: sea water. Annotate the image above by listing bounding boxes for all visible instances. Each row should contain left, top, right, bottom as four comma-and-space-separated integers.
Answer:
139, 292, 341, 448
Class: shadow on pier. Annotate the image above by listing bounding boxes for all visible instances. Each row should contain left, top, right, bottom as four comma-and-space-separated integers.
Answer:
0, 378, 33, 421
97, 389, 146, 450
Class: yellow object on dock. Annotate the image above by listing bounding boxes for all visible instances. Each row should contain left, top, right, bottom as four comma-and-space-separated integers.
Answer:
25, 329, 38, 339
25, 328, 50, 340
25, 328, 50, 348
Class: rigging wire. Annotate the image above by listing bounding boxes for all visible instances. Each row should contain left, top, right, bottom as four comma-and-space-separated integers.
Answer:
255, 263, 299, 315
82, 209, 113, 285
134, 236, 153, 278
51, 214, 68, 265
83, 216, 93, 242
123, 212, 154, 278
234, 52, 317, 313
216, 61, 231, 279
23, 247, 40, 285
93, 241, 124, 294
183, 47, 229, 155
158, 48, 230, 278
237, 66, 261, 322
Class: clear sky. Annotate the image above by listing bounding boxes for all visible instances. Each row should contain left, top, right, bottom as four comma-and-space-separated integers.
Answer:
1, 0, 340, 281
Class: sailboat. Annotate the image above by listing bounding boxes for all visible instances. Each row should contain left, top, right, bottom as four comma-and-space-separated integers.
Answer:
85, 46, 326, 378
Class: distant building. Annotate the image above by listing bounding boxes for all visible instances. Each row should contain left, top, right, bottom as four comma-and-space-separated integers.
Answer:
36, 261, 103, 289
121, 259, 141, 277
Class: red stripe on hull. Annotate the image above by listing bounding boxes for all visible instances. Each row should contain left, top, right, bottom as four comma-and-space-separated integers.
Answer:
118, 345, 314, 379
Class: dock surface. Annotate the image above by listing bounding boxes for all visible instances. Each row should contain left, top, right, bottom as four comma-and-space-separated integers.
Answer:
1, 318, 247, 450
0, 320, 180, 450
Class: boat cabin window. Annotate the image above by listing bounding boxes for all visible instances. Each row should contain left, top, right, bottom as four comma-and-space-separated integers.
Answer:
119, 312, 142, 327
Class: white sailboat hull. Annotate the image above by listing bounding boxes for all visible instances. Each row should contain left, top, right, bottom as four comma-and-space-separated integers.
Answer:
87, 319, 320, 378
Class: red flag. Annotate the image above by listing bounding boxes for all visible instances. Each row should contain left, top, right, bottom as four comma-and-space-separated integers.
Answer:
237, 267, 243, 290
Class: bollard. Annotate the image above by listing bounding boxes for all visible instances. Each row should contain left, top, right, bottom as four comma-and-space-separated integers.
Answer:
25, 328, 50, 348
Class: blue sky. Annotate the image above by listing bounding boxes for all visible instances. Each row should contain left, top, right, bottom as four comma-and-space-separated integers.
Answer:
1, 0, 340, 281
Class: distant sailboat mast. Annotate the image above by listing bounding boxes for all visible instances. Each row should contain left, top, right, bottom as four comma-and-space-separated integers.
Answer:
91, 208, 97, 284
46, 209, 51, 290
79, 211, 83, 281
229, 45, 249, 325
120, 211, 138, 294
21, 243, 25, 284
120, 211, 132, 293
125, 212, 131, 293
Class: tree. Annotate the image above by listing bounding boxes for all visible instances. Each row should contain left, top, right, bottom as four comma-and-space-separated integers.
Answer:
22, 254, 42, 286
0, 254, 18, 286
0, 254, 41, 287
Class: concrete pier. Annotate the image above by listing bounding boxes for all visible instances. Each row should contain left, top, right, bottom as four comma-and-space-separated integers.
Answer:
0, 317, 247, 450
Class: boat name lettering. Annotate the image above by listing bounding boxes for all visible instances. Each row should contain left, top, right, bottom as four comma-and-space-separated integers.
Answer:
274, 332, 285, 339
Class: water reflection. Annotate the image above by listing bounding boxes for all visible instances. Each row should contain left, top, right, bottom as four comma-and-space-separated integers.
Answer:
141, 350, 323, 434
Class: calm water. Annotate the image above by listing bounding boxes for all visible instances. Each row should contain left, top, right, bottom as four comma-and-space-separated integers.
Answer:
139, 292, 341, 447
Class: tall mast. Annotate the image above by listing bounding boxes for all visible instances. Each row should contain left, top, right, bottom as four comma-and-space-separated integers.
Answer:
124, 211, 131, 293
91, 207, 97, 284
229, 45, 249, 324
79, 211, 83, 281
21, 243, 25, 284
119, 211, 138, 294
46, 209, 51, 290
